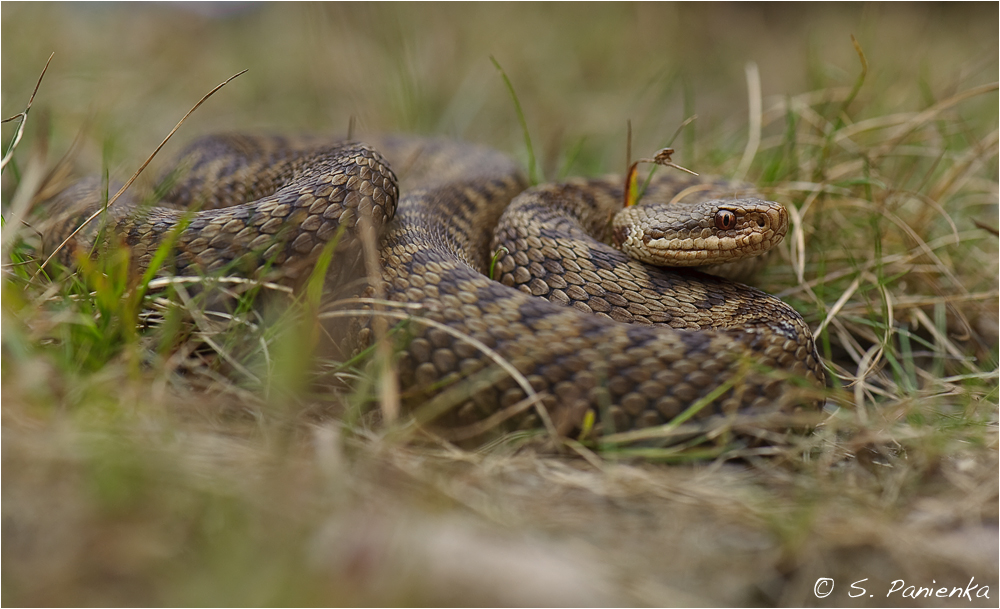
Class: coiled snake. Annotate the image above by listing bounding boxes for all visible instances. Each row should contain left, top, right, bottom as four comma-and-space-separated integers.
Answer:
45, 135, 824, 438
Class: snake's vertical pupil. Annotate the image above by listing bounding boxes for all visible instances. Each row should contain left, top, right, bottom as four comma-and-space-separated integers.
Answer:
715, 210, 736, 230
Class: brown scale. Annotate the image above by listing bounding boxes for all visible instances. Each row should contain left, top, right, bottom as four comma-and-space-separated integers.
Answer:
44, 134, 824, 438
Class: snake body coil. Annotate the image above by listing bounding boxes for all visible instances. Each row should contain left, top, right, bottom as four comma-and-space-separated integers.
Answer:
46, 135, 824, 437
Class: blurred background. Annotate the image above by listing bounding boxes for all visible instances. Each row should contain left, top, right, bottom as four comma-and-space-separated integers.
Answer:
3, 2, 996, 177
3, 3, 998, 607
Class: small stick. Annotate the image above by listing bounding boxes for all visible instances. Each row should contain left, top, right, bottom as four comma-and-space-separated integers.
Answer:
623, 147, 698, 208
1, 52, 54, 172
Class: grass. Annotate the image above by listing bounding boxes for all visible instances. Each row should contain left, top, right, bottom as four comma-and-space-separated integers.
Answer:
3, 3, 998, 606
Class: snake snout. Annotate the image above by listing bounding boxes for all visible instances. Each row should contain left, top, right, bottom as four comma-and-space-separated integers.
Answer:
718, 198, 786, 231
743, 205, 787, 238
761, 204, 788, 237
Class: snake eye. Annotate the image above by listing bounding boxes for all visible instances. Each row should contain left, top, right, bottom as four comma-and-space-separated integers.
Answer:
714, 210, 736, 231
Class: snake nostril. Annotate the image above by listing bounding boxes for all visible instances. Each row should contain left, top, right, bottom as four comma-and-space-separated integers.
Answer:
757, 217, 766, 228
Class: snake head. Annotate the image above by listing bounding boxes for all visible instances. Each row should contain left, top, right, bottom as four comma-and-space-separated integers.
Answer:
612, 197, 788, 267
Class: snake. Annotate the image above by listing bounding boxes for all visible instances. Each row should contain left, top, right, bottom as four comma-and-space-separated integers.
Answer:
43, 134, 825, 439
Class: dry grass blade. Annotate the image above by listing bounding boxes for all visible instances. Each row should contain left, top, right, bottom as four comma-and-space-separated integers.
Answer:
910, 307, 978, 371
317, 308, 559, 440
929, 128, 1000, 203
2, 131, 49, 261
785, 202, 808, 285
33, 69, 248, 280
388, 364, 535, 441
1, 52, 55, 260
1, 52, 53, 172
852, 344, 882, 421
358, 215, 401, 424
733, 61, 761, 182
871, 81, 999, 160
436, 394, 545, 442
813, 275, 861, 338
171, 280, 261, 385
760, 86, 853, 125
145, 275, 294, 296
